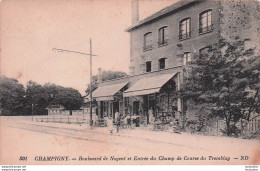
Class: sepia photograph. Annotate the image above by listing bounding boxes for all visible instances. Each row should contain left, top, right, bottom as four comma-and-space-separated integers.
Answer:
0, 0, 259, 169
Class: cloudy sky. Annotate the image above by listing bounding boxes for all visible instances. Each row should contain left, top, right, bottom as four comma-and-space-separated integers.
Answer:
1, 0, 176, 95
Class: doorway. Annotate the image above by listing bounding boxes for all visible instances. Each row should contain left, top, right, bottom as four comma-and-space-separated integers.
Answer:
113, 101, 119, 119
133, 101, 140, 115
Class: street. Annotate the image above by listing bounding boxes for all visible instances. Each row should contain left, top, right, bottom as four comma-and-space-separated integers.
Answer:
0, 116, 259, 165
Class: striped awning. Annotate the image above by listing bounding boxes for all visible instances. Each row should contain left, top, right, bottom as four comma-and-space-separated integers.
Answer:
123, 73, 177, 97
92, 82, 128, 101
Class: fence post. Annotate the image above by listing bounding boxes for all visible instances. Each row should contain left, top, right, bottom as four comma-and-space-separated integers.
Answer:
68, 117, 69, 124
60, 117, 61, 123
77, 117, 78, 124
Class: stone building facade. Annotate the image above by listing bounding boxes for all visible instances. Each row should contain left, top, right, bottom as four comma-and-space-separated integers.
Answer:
91, 0, 259, 128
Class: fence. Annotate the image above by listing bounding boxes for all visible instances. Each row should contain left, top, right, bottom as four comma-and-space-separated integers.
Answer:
35, 116, 88, 124
243, 118, 260, 139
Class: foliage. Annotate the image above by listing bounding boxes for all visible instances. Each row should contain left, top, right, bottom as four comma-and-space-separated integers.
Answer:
0, 76, 83, 115
50, 87, 83, 115
85, 70, 127, 95
180, 37, 260, 136
0, 76, 25, 115
24, 81, 48, 115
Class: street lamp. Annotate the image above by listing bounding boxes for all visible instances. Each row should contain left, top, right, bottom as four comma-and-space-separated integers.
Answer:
52, 38, 97, 127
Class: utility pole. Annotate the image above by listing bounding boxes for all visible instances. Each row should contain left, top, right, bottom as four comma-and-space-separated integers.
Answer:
32, 103, 34, 121
89, 39, 93, 127
52, 38, 97, 127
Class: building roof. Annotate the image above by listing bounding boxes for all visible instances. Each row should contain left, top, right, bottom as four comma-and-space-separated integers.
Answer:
123, 73, 177, 97
46, 105, 65, 110
92, 82, 128, 101
126, 0, 198, 32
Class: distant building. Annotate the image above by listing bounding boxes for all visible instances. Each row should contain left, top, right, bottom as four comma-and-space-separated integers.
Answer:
91, 0, 259, 126
46, 105, 66, 115
46, 104, 96, 118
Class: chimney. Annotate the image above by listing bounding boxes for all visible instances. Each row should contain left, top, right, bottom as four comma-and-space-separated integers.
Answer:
131, 0, 139, 25
97, 68, 102, 83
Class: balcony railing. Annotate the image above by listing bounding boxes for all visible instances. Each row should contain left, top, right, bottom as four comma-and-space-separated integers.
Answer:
199, 25, 213, 34
179, 32, 191, 40
158, 39, 169, 47
143, 44, 153, 51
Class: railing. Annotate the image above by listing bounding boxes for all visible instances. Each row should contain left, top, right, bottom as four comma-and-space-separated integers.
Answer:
199, 25, 213, 34
157, 39, 169, 47
35, 117, 87, 124
244, 118, 260, 139
143, 44, 153, 51
179, 32, 191, 40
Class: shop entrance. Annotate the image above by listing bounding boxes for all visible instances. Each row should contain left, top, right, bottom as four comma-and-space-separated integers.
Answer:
133, 101, 140, 115
112, 101, 119, 119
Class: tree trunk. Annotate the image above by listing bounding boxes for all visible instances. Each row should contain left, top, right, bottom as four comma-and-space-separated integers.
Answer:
225, 116, 232, 136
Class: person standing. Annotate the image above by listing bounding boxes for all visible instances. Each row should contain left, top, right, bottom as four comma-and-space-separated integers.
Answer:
106, 117, 114, 135
148, 107, 153, 124
115, 110, 120, 133
126, 114, 131, 129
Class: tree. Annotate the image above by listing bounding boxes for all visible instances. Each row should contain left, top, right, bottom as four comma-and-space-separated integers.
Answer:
85, 70, 128, 95
180, 37, 260, 136
0, 76, 25, 115
51, 87, 83, 115
24, 81, 49, 115
42, 83, 66, 105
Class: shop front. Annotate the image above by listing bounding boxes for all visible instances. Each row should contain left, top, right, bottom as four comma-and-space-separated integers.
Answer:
123, 73, 181, 126
92, 82, 128, 125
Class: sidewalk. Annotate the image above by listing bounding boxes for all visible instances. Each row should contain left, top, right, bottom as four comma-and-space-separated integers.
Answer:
10, 118, 258, 154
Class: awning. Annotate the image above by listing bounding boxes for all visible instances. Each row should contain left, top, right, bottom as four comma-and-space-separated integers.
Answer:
92, 82, 128, 101
123, 73, 177, 97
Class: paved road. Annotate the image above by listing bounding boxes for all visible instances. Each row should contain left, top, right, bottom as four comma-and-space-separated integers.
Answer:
0, 116, 259, 165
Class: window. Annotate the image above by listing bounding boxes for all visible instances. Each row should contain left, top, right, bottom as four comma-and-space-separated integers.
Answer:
183, 52, 191, 65
144, 32, 153, 51
158, 26, 168, 46
158, 58, 166, 70
199, 10, 212, 34
179, 18, 191, 40
146, 61, 152, 72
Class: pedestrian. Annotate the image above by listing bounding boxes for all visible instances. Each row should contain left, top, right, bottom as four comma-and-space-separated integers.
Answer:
106, 117, 114, 135
115, 110, 120, 133
126, 114, 131, 129
148, 107, 153, 124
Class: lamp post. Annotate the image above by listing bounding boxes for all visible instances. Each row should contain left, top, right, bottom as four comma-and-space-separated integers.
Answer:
52, 38, 97, 127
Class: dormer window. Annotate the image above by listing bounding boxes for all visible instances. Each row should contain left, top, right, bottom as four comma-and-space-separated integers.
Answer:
143, 32, 153, 51
199, 10, 213, 34
158, 26, 168, 46
179, 18, 191, 40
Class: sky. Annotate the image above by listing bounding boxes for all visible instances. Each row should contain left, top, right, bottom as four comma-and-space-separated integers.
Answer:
0, 0, 176, 95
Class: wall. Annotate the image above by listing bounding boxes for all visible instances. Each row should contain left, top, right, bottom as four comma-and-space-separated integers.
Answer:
220, 0, 260, 53
129, 0, 220, 75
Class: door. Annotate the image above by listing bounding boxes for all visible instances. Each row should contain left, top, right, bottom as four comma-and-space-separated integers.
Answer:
113, 101, 119, 119
133, 101, 139, 115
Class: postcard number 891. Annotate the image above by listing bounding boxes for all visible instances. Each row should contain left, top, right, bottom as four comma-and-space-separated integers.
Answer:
19, 156, 27, 161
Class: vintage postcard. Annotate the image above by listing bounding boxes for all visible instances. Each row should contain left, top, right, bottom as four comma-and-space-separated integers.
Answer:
0, 0, 259, 167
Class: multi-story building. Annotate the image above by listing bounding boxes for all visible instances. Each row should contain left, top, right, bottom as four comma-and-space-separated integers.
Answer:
91, 0, 259, 126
